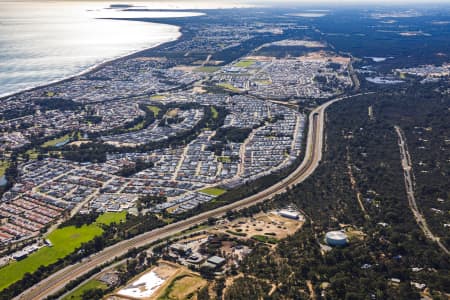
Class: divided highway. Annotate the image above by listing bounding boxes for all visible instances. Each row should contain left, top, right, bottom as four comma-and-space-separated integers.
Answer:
15, 93, 368, 300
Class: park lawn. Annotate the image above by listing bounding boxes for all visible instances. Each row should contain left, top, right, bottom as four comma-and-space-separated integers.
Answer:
25, 149, 39, 159
0, 161, 9, 177
217, 156, 231, 163
157, 273, 206, 300
200, 187, 227, 197
0, 212, 119, 291
194, 66, 220, 73
128, 120, 145, 131
41, 134, 71, 148
217, 83, 240, 92
147, 105, 161, 117
234, 59, 255, 67
96, 211, 126, 226
62, 279, 107, 300
150, 94, 166, 100
210, 106, 218, 119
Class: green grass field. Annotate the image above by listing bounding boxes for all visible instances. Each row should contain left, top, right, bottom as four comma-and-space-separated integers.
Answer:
210, 107, 218, 119
62, 279, 107, 300
96, 211, 126, 226
200, 187, 227, 197
157, 273, 206, 300
41, 134, 71, 148
0, 161, 9, 177
217, 83, 240, 92
25, 149, 39, 159
150, 94, 166, 100
235, 59, 256, 67
217, 156, 231, 163
194, 66, 220, 73
0, 225, 103, 291
0, 212, 124, 291
147, 105, 161, 117
128, 120, 145, 131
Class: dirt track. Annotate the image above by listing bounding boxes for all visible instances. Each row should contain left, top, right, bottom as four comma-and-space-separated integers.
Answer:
395, 126, 449, 255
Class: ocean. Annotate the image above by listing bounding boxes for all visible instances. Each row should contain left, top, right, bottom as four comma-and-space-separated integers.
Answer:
0, 1, 210, 97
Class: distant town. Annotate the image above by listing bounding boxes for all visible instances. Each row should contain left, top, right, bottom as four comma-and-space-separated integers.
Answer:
0, 32, 353, 247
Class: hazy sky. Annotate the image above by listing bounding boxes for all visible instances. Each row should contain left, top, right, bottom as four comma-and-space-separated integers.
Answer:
1, 0, 445, 3
1, 0, 449, 7
248, 0, 450, 4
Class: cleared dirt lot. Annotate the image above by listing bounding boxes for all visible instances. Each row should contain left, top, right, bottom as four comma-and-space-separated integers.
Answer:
212, 211, 304, 242
106, 261, 207, 300
106, 262, 179, 300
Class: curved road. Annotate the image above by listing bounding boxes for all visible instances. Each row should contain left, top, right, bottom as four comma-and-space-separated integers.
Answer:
15, 93, 368, 300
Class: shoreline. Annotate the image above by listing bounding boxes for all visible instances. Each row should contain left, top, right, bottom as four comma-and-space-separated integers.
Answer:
0, 20, 184, 101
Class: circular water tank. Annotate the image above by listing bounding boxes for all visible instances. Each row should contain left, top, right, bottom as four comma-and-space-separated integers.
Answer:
325, 231, 348, 246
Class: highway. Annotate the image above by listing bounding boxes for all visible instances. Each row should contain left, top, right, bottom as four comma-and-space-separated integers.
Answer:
15, 93, 368, 300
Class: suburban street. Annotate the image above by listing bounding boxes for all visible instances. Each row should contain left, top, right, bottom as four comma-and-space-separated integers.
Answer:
15, 93, 369, 300
2, 3, 450, 299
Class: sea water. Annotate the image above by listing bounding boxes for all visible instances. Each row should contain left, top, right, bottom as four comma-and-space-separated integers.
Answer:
0, 1, 208, 97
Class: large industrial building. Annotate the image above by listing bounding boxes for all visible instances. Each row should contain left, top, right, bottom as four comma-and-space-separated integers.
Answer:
279, 209, 302, 220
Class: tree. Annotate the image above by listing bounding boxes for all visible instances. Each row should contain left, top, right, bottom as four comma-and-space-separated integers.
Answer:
81, 288, 104, 300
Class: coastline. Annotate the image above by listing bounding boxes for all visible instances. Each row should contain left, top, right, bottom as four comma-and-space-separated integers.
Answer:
0, 21, 183, 101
